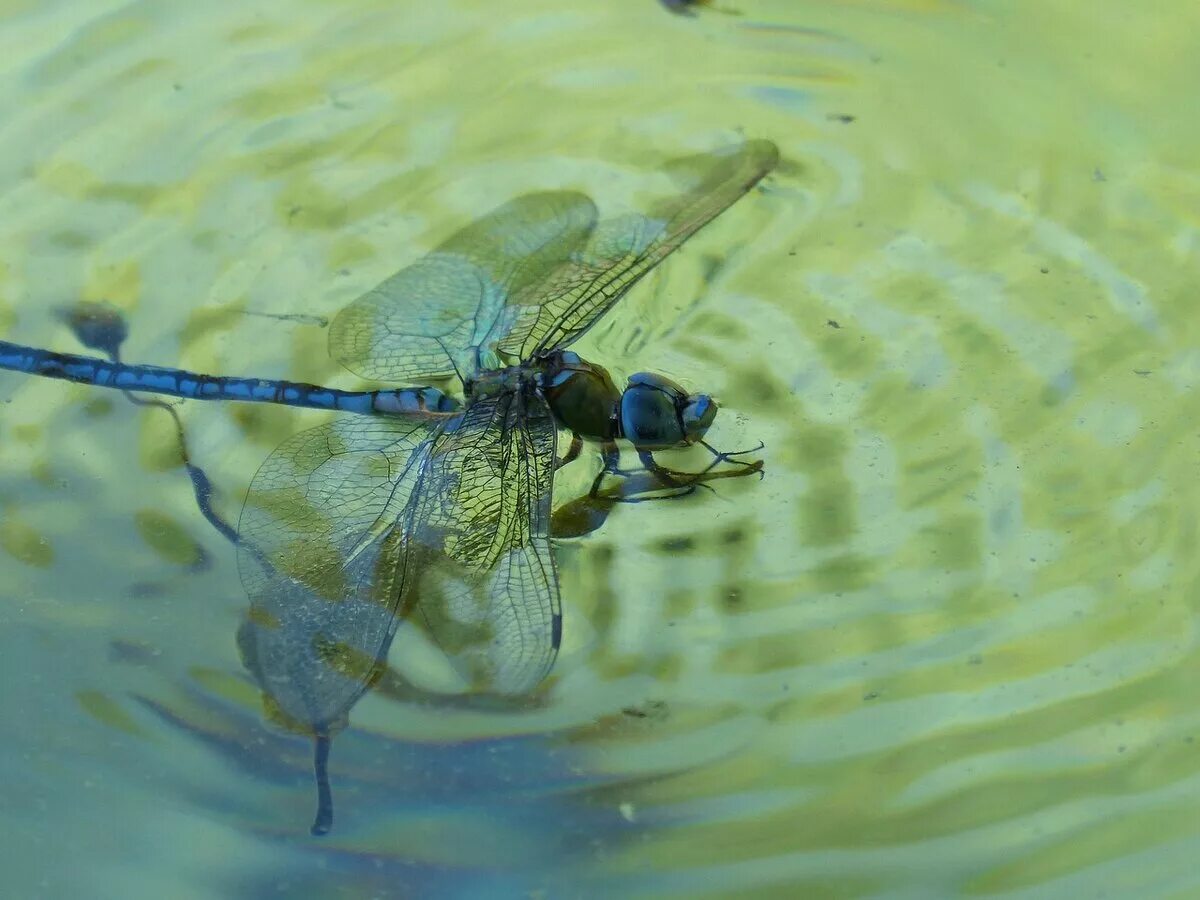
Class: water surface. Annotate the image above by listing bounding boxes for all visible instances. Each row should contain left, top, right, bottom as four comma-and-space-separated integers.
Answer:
0, 1, 1197, 897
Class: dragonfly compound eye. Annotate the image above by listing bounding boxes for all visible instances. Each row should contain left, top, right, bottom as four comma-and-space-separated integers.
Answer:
680, 393, 718, 442
620, 373, 693, 449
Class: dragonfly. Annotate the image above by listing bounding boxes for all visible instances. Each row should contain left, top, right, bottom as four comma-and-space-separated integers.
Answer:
0, 139, 778, 833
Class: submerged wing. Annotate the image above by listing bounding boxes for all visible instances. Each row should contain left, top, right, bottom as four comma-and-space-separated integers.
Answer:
329, 192, 597, 383
235, 415, 443, 735
235, 388, 560, 727
404, 388, 561, 694
499, 140, 779, 359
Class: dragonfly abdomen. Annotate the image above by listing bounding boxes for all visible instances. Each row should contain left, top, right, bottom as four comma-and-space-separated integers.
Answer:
0, 340, 456, 415
369, 388, 459, 415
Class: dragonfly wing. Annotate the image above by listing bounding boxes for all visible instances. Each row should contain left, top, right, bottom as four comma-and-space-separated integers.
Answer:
235, 415, 443, 735
405, 388, 561, 694
330, 192, 597, 383
498, 140, 780, 359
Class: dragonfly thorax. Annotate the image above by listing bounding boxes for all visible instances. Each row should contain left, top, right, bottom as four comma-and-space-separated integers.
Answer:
466, 365, 528, 401
536, 350, 622, 441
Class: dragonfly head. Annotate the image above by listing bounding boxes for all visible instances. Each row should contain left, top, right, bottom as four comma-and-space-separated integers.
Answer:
620, 372, 717, 450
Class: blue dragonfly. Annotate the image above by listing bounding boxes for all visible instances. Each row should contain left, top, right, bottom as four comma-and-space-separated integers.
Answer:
0, 140, 778, 833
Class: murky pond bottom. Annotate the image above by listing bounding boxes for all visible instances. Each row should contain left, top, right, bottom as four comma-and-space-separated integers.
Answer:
0, 1, 1197, 897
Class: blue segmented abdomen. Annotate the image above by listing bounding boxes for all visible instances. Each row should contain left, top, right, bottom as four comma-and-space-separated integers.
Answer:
0, 340, 459, 415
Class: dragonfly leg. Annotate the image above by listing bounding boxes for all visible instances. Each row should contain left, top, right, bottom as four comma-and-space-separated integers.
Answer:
118, 392, 238, 547
639, 440, 765, 483
589, 441, 623, 498
700, 438, 765, 470
615, 483, 698, 503
635, 450, 723, 502
556, 433, 583, 470
637, 449, 695, 488
586, 437, 766, 505
586, 442, 699, 503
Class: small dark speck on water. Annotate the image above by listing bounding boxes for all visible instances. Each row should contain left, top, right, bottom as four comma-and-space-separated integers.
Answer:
968, 653, 984, 666
719, 527, 746, 546
657, 535, 695, 553
108, 639, 162, 666
1040, 267, 1050, 274
660, 0, 741, 17
127, 582, 167, 599
622, 700, 667, 719
1093, 168, 1107, 182
863, 691, 880, 701
659, 0, 702, 14
827, 319, 841, 329
1133, 370, 1152, 377
826, 113, 856, 124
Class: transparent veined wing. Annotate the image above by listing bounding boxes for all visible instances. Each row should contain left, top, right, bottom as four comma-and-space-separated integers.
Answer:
330, 192, 597, 383
498, 140, 779, 359
235, 414, 444, 735
236, 386, 560, 726
404, 387, 561, 694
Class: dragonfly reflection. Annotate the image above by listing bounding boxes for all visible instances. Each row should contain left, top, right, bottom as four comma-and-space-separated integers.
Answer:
0, 140, 778, 833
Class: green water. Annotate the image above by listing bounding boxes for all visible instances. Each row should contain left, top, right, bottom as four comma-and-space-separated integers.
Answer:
1, 1, 1197, 897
